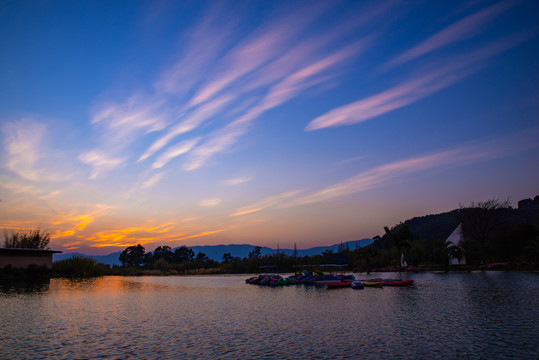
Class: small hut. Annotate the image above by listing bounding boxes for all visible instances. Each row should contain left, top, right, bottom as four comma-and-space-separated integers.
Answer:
0, 248, 62, 269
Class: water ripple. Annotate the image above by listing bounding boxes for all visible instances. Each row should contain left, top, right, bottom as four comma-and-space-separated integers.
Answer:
1, 272, 538, 359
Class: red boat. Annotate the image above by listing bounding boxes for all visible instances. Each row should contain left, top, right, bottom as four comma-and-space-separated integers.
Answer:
326, 281, 353, 288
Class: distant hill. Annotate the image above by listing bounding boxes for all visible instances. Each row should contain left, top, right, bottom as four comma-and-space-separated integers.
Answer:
182, 239, 373, 261
53, 239, 373, 266
373, 195, 539, 250
404, 210, 461, 241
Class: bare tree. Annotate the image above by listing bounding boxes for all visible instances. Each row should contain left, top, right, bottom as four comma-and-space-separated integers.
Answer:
457, 198, 511, 264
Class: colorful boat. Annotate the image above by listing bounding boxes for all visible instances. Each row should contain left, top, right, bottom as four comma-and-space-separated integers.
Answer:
246, 274, 293, 286
362, 281, 384, 287
326, 281, 352, 289
351, 280, 364, 289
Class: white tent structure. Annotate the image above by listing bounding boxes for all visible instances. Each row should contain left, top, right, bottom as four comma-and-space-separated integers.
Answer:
400, 253, 407, 267
446, 223, 466, 265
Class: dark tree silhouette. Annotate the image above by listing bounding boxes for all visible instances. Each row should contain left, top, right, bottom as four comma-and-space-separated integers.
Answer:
174, 247, 194, 263
384, 223, 413, 264
248, 246, 261, 259
458, 198, 511, 264
195, 252, 210, 263
153, 245, 174, 262
222, 252, 233, 263
119, 244, 145, 267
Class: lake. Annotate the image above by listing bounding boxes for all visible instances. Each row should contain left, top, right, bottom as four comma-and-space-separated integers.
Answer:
1, 271, 538, 359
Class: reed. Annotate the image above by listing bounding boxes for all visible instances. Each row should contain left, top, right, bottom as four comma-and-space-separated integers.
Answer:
53, 256, 108, 277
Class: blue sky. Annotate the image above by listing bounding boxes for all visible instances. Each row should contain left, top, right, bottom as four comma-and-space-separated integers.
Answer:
1, 0, 538, 254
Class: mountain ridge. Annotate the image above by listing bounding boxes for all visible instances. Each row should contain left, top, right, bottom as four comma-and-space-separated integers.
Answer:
53, 239, 374, 265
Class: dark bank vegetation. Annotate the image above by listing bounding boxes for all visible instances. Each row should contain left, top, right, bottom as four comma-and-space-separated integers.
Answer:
359, 196, 539, 270
52, 256, 110, 277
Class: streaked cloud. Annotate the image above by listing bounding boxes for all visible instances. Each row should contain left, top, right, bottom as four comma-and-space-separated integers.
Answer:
306, 32, 533, 131
168, 226, 233, 242
224, 176, 253, 185
151, 137, 200, 169
198, 198, 222, 208
91, 1, 383, 174
231, 190, 302, 216
183, 119, 250, 171
142, 172, 165, 188
184, 41, 368, 170
91, 94, 168, 143
139, 95, 232, 162
386, 0, 515, 68
186, 2, 329, 108
291, 128, 539, 206
0, 178, 47, 196
153, 3, 236, 96
233, 128, 539, 213
2, 120, 63, 182
78, 150, 125, 179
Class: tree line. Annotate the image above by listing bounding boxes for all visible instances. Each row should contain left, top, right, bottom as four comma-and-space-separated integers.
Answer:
365, 197, 539, 268
3, 196, 536, 278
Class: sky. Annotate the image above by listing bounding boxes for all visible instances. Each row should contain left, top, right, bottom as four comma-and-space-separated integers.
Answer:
1, 0, 538, 255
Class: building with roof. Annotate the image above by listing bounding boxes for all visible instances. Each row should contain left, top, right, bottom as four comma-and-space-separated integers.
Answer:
0, 248, 62, 269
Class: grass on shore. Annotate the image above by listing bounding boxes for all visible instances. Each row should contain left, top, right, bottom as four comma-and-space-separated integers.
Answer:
52, 256, 109, 277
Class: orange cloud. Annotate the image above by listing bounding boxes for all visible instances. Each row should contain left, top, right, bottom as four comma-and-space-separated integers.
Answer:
86, 222, 181, 248
50, 205, 111, 239
169, 227, 233, 242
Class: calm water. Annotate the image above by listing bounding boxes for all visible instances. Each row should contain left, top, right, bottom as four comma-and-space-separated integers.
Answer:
1, 272, 538, 359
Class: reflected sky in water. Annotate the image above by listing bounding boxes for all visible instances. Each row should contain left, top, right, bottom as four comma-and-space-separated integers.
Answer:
1, 272, 538, 359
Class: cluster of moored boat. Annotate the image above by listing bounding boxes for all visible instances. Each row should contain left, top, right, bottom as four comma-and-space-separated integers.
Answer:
245, 271, 414, 289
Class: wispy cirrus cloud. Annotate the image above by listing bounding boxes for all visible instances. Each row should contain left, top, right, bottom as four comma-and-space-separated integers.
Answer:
137, 2, 386, 172
184, 41, 368, 170
151, 137, 200, 169
198, 198, 222, 208
385, 0, 515, 68
153, 3, 237, 97
2, 120, 63, 182
139, 95, 232, 162
306, 31, 533, 131
291, 131, 539, 206
231, 190, 302, 216
186, 2, 330, 108
233, 128, 539, 213
142, 172, 165, 189
168, 226, 233, 242
92, 94, 168, 142
84, 1, 391, 175
78, 150, 126, 179
224, 176, 253, 185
